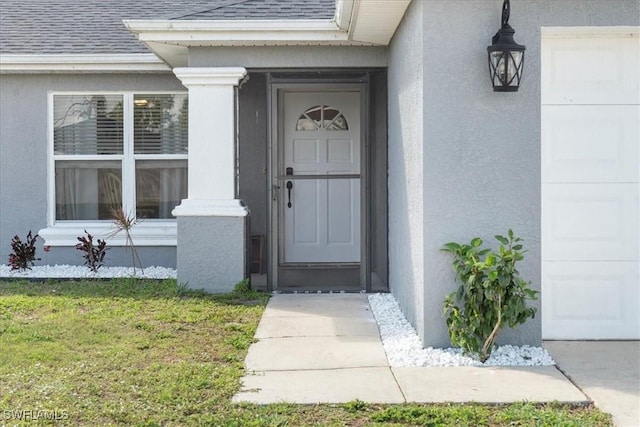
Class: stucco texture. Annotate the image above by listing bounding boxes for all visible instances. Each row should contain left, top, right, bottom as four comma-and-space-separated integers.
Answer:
176, 216, 247, 293
189, 46, 388, 68
0, 73, 186, 268
388, 0, 640, 347
388, 0, 425, 340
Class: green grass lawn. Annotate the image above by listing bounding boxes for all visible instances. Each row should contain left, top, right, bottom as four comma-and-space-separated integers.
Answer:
0, 279, 612, 426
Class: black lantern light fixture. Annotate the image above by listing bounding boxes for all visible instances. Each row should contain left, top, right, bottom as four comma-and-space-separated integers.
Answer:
487, 0, 526, 92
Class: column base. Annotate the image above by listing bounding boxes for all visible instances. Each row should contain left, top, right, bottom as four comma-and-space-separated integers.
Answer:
172, 199, 249, 217
176, 215, 247, 293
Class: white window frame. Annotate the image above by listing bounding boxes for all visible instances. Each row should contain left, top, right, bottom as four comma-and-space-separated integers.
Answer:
39, 91, 188, 247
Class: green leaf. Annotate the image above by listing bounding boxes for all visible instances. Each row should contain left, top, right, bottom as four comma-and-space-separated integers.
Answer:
441, 242, 460, 252
494, 235, 509, 245
485, 254, 496, 266
471, 237, 483, 248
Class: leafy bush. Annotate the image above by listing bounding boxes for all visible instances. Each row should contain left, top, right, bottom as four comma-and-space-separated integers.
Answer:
76, 230, 109, 272
8, 231, 41, 270
441, 230, 538, 362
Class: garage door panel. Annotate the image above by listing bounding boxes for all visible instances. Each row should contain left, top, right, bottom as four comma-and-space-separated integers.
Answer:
542, 261, 639, 339
542, 106, 639, 183
542, 183, 639, 261
542, 28, 639, 340
542, 34, 640, 105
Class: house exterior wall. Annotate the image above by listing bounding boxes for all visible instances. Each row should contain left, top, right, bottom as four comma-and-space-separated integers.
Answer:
0, 73, 185, 268
176, 216, 246, 292
388, 0, 640, 347
388, 0, 425, 339
188, 46, 388, 68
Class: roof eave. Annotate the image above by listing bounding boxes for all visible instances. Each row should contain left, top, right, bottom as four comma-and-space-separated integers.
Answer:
123, 19, 362, 46
0, 54, 170, 74
123, 17, 381, 67
123, 1, 412, 67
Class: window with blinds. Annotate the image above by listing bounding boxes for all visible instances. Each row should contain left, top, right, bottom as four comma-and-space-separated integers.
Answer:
134, 94, 188, 155
53, 95, 124, 155
51, 93, 188, 222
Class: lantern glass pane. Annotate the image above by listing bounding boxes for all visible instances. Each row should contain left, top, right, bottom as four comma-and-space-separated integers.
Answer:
490, 51, 505, 86
508, 51, 523, 85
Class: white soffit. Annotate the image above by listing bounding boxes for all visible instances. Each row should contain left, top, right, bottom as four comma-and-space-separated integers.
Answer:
124, 0, 412, 66
349, 0, 412, 45
0, 54, 170, 73
123, 19, 358, 46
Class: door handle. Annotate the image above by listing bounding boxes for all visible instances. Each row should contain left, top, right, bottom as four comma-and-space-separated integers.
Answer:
285, 167, 293, 208
286, 180, 293, 208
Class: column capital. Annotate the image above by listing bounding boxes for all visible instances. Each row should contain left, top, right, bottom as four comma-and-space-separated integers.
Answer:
173, 67, 247, 87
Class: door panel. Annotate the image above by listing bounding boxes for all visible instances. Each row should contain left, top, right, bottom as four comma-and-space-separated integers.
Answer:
542, 183, 639, 261
542, 106, 639, 183
282, 91, 361, 264
542, 34, 640, 105
542, 261, 639, 339
541, 29, 640, 339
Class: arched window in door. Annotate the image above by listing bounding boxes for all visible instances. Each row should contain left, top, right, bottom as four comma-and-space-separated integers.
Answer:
296, 105, 349, 131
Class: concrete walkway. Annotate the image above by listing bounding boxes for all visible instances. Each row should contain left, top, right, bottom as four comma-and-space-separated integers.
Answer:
544, 341, 640, 427
233, 294, 587, 406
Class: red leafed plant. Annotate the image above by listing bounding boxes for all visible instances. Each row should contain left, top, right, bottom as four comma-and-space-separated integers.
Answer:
8, 231, 41, 270
76, 230, 109, 272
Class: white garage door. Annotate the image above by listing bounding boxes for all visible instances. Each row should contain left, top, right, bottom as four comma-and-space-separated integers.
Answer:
542, 27, 640, 339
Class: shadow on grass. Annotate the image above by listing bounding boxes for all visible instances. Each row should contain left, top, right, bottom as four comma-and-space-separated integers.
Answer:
0, 278, 270, 305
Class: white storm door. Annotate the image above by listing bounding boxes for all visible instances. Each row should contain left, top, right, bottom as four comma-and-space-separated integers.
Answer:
282, 91, 361, 263
541, 28, 640, 339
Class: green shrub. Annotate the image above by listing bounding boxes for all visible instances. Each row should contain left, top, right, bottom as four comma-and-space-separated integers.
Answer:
441, 230, 538, 362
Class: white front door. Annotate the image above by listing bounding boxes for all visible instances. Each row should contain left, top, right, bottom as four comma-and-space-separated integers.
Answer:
541, 28, 640, 339
281, 91, 361, 263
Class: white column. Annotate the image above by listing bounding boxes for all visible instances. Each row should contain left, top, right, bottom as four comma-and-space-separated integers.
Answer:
172, 67, 248, 217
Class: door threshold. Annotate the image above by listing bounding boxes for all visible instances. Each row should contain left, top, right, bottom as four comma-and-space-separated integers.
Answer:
279, 263, 360, 269
275, 284, 364, 293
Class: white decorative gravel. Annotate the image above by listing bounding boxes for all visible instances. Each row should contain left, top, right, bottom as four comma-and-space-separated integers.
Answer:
368, 293, 555, 367
0, 264, 176, 279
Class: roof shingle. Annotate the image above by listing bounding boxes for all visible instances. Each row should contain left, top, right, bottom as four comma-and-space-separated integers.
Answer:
0, 0, 336, 55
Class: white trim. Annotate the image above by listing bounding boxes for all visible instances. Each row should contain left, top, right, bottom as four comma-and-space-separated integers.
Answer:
47, 93, 56, 227
38, 222, 178, 246
124, 19, 375, 46
0, 54, 170, 73
542, 26, 639, 37
335, 0, 356, 31
173, 67, 247, 86
46, 91, 188, 246
171, 199, 249, 217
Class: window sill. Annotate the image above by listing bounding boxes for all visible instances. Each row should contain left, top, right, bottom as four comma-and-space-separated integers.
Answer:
39, 222, 177, 247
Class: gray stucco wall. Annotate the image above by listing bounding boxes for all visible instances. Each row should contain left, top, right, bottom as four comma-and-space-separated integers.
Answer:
388, 0, 425, 340
389, 0, 640, 347
0, 73, 186, 269
189, 46, 388, 68
176, 216, 247, 292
